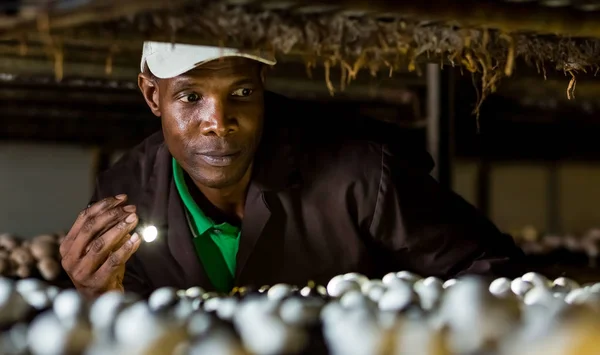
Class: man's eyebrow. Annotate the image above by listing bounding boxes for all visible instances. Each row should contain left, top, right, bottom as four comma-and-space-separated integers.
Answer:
170, 77, 198, 91
169, 75, 258, 92
230, 78, 258, 87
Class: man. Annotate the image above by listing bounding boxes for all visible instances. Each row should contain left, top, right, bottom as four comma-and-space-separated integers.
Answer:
59, 41, 524, 299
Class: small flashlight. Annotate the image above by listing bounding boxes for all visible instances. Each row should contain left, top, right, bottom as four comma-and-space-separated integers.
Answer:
140, 225, 158, 243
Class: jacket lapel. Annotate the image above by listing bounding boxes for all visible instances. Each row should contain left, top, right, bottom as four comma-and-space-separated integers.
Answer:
235, 182, 272, 280
232, 93, 304, 283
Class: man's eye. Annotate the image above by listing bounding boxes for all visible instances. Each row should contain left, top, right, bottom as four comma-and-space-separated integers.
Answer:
231, 88, 253, 97
180, 93, 200, 103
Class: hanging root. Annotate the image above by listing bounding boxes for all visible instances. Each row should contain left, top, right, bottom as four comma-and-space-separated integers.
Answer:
340, 62, 347, 92
349, 52, 367, 85
324, 60, 335, 96
567, 70, 577, 100
53, 44, 64, 82
16, 2, 600, 121
408, 57, 416, 72
543, 65, 547, 80
36, 10, 65, 81
18, 35, 28, 56
305, 59, 314, 79
105, 55, 113, 75
105, 49, 114, 76
500, 33, 515, 77
341, 60, 353, 85
469, 49, 505, 132
471, 73, 482, 133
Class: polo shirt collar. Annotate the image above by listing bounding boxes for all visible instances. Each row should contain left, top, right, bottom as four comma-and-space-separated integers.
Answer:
172, 157, 215, 235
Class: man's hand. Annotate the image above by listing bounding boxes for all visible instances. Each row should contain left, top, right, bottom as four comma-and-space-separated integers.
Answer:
59, 194, 142, 299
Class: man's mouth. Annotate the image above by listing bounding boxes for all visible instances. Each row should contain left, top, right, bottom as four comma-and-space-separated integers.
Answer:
196, 151, 241, 167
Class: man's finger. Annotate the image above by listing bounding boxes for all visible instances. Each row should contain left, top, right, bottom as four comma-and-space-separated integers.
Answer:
60, 195, 128, 256
82, 213, 139, 271
110, 232, 132, 253
67, 203, 133, 260
95, 232, 142, 281
77, 195, 128, 231
93, 205, 137, 244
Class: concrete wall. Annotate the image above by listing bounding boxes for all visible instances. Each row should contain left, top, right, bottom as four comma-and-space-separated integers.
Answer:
453, 160, 600, 234
1, 142, 600, 237
0, 142, 97, 237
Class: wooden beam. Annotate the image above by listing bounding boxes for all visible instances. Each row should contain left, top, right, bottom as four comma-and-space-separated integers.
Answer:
0, 55, 139, 80
257, 0, 600, 38
1, 0, 599, 41
0, 0, 185, 34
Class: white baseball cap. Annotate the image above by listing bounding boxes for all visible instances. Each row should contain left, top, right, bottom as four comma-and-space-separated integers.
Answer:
140, 41, 277, 79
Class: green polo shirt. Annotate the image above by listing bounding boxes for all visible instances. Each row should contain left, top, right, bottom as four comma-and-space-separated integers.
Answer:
172, 158, 241, 293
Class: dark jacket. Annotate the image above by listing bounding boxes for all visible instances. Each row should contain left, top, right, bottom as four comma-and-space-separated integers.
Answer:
91, 92, 524, 297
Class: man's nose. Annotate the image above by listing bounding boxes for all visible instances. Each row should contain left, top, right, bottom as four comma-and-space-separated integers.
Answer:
199, 96, 238, 137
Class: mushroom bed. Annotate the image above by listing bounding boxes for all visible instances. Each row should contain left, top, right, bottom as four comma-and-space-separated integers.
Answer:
0, 234, 63, 283
1, 271, 600, 354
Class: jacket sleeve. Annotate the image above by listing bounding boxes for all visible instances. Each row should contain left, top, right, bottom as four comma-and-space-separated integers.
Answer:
88, 179, 153, 297
368, 144, 526, 279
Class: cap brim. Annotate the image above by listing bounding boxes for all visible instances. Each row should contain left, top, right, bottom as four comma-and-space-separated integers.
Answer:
143, 43, 276, 79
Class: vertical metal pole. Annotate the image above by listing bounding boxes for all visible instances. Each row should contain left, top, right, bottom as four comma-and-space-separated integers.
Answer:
441, 68, 455, 190
426, 63, 441, 181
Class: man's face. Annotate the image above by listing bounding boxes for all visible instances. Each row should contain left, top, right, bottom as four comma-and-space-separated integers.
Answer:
139, 58, 266, 189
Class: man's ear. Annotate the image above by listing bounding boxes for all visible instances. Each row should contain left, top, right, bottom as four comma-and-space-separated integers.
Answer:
138, 73, 161, 117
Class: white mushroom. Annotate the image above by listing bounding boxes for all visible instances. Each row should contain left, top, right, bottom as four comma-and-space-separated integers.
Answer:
37, 258, 61, 281
0, 278, 31, 325
27, 310, 92, 355
267, 284, 295, 301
